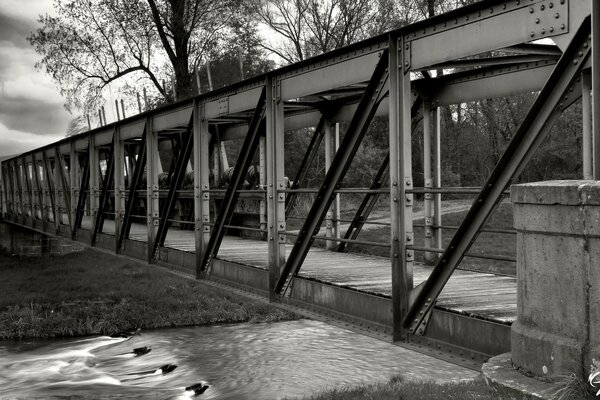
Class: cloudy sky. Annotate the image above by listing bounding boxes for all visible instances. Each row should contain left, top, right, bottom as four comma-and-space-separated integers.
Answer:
0, 0, 70, 157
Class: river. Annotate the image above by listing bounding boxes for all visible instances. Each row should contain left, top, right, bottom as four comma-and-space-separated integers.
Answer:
0, 319, 476, 399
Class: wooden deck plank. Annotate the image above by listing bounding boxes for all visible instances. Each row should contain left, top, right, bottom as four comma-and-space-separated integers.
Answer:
78, 219, 517, 323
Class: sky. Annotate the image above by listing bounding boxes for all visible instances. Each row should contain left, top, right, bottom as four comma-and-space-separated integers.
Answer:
0, 0, 70, 157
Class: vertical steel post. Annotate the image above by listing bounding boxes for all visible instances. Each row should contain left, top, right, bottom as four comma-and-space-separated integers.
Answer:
89, 134, 99, 223
266, 78, 286, 299
146, 117, 159, 263
433, 106, 443, 251
583, 71, 593, 180
194, 100, 211, 276
593, 1, 600, 179
114, 127, 125, 251
423, 102, 434, 264
335, 122, 341, 243
389, 36, 413, 341
324, 118, 334, 250
70, 142, 79, 230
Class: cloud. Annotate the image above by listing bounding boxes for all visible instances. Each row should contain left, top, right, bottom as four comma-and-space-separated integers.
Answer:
0, 2, 72, 144
0, 121, 63, 157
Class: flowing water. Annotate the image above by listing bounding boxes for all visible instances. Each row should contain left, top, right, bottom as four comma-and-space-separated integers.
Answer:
0, 319, 476, 399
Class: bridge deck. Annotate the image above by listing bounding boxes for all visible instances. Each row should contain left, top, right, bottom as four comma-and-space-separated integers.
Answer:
84, 218, 516, 324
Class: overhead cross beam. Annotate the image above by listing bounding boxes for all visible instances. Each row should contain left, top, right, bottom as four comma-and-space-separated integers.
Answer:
151, 114, 195, 259
117, 130, 147, 253
404, 16, 592, 335
274, 49, 390, 294
199, 87, 267, 272
91, 137, 115, 245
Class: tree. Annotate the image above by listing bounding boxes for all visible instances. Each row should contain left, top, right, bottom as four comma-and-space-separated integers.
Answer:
253, 0, 378, 64
29, 0, 237, 113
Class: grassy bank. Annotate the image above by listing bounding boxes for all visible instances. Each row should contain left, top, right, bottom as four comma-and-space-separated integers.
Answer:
0, 248, 296, 340
302, 374, 594, 400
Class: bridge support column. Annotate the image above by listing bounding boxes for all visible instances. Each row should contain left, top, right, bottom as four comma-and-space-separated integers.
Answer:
389, 37, 414, 340
511, 181, 600, 380
146, 118, 159, 263
266, 78, 286, 300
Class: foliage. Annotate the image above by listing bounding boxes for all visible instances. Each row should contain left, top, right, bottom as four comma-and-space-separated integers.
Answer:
29, 0, 244, 112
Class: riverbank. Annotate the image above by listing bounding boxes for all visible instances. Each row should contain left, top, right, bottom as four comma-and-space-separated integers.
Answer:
304, 374, 593, 400
0, 248, 296, 340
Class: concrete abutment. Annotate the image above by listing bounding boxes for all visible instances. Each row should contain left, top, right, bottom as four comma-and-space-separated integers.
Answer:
485, 180, 600, 398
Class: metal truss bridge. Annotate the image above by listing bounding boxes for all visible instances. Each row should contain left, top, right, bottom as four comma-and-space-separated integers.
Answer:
1, 0, 598, 370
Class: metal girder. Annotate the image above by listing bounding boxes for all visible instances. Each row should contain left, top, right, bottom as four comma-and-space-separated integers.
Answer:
73, 154, 90, 237
499, 43, 562, 56
274, 49, 390, 295
91, 136, 115, 245
414, 61, 556, 105
199, 87, 267, 271
285, 116, 326, 215
151, 114, 195, 258
55, 147, 72, 231
116, 127, 147, 253
404, 16, 592, 335
422, 54, 559, 71
407, 0, 570, 71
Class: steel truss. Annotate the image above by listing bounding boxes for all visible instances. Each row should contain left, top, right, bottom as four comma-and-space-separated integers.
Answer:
0, 0, 596, 367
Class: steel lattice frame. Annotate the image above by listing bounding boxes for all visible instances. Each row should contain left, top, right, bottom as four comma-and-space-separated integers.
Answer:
0, 0, 597, 366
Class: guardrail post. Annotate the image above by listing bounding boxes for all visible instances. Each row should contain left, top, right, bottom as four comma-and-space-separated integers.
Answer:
389, 36, 414, 341
266, 77, 286, 299
433, 106, 443, 253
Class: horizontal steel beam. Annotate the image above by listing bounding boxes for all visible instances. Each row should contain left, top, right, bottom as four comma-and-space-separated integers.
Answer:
416, 61, 556, 105
408, 0, 570, 70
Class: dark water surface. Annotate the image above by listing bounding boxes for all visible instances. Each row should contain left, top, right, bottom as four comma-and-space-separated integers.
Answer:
0, 319, 476, 399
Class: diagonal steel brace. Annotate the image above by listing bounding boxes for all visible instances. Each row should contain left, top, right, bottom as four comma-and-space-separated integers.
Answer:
151, 114, 195, 258
199, 87, 267, 271
404, 17, 592, 335
117, 129, 147, 253
274, 49, 390, 294
91, 137, 115, 245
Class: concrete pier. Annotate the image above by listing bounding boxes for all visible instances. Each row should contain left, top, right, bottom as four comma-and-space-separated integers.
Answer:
511, 180, 600, 380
